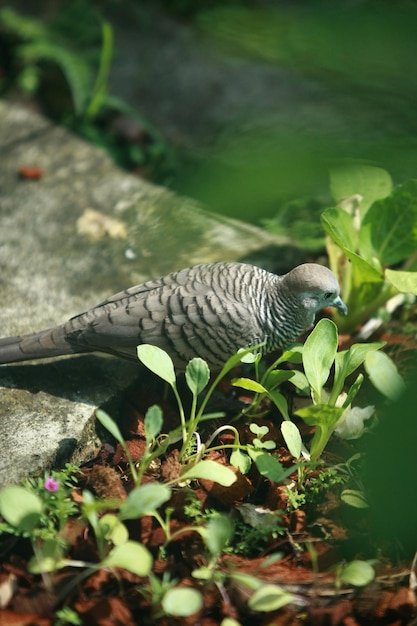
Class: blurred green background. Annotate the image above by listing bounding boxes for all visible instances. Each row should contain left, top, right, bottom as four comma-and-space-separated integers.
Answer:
1, 0, 417, 232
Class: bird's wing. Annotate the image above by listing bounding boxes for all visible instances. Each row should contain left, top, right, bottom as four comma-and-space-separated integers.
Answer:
65, 280, 254, 368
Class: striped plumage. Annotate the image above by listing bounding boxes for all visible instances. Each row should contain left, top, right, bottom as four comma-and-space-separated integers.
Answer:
0, 262, 347, 370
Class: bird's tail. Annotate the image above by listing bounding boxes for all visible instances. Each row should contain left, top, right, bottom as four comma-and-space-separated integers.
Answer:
0, 326, 75, 364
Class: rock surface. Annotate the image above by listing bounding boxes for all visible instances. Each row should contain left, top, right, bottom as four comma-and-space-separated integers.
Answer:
0, 101, 290, 486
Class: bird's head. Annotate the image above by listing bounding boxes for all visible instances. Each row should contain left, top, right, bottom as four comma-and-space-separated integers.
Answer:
283, 263, 348, 317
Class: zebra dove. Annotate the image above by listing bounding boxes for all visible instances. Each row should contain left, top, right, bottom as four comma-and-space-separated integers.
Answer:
0, 262, 347, 370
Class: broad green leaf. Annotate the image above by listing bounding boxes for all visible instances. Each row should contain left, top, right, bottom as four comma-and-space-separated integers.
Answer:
296, 404, 344, 429
281, 421, 302, 458
232, 378, 266, 393
248, 584, 294, 612
103, 540, 153, 576
161, 587, 203, 617
296, 404, 345, 460
322, 208, 383, 279
137, 344, 176, 385
98, 514, 129, 545
95, 409, 125, 446
275, 344, 303, 365
262, 369, 294, 390
341, 489, 369, 509
334, 342, 384, 387
180, 460, 237, 486
230, 449, 251, 474
365, 351, 406, 400
0, 486, 42, 532
267, 389, 290, 420
144, 404, 164, 441
205, 514, 234, 556
120, 483, 171, 519
248, 449, 289, 482
340, 560, 375, 587
321, 207, 357, 251
361, 179, 417, 266
185, 357, 210, 395
329, 164, 392, 214
302, 319, 338, 401
385, 269, 417, 295
287, 370, 310, 394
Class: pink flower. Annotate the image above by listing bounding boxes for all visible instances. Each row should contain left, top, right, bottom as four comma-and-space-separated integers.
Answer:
44, 477, 59, 492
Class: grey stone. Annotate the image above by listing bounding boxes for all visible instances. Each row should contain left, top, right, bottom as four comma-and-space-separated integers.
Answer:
0, 101, 288, 486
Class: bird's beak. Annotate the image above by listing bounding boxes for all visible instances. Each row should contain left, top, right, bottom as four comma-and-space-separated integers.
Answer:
333, 296, 348, 316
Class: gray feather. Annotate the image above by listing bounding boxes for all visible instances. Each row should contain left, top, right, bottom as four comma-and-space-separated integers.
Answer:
0, 262, 347, 370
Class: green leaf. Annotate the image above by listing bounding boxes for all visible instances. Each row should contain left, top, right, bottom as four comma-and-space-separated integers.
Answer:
365, 351, 406, 400
185, 357, 210, 395
137, 344, 176, 385
385, 269, 417, 295
103, 540, 153, 576
262, 369, 294, 390
267, 389, 290, 420
230, 449, 251, 474
161, 587, 203, 617
340, 560, 375, 587
28, 539, 66, 574
144, 404, 164, 441
296, 404, 344, 429
232, 378, 266, 393
248, 584, 294, 612
281, 421, 302, 458
205, 515, 234, 557
0, 486, 43, 532
302, 319, 338, 402
179, 460, 237, 486
321, 206, 357, 251
249, 423, 269, 438
120, 483, 171, 519
95, 409, 125, 446
361, 179, 417, 266
248, 449, 289, 482
330, 164, 392, 214
341, 489, 369, 509
322, 208, 383, 280
335, 342, 385, 382
98, 514, 129, 545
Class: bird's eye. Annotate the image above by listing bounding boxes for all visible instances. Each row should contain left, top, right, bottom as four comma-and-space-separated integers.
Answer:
324, 292, 334, 300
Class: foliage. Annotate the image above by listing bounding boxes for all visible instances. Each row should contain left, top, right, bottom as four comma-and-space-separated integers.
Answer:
0, 4, 173, 178
323, 164, 417, 333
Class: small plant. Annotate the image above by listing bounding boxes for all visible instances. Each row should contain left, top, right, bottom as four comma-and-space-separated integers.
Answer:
322, 163, 417, 333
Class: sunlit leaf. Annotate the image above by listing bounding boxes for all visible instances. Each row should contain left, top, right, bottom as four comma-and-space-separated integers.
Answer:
302, 319, 338, 402
281, 421, 302, 458
340, 560, 374, 586
365, 350, 406, 400
185, 357, 210, 395
161, 587, 203, 616
330, 164, 392, 214
248, 583, 294, 611
103, 541, 153, 576
0, 486, 42, 532
137, 344, 176, 385
205, 514, 234, 557
120, 483, 171, 519
385, 269, 417, 295
144, 404, 164, 441
180, 460, 237, 486
232, 377, 266, 393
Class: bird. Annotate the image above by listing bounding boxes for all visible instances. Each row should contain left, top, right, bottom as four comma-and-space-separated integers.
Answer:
0, 262, 347, 371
